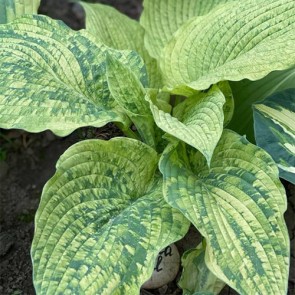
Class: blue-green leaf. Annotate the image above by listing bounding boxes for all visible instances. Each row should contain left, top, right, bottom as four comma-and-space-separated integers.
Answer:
253, 88, 295, 184
229, 67, 295, 142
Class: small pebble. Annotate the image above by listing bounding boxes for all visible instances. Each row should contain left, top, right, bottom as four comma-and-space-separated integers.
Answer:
142, 244, 180, 289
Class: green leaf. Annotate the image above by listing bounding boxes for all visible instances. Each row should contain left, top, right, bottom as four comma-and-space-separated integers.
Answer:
253, 89, 295, 184
80, 1, 162, 88
0, 15, 147, 136
218, 82, 234, 127
140, 0, 233, 59
159, 130, 289, 294
229, 67, 295, 141
0, 0, 40, 24
179, 241, 225, 295
146, 85, 225, 164
192, 292, 215, 295
32, 138, 190, 294
106, 53, 149, 116
106, 53, 156, 147
160, 0, 295, 93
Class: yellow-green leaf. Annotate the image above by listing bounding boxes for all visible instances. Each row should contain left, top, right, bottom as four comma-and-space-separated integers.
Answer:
106, 53, 156, 147
0, 0, 40, 24
80, 1, 162, 88
0, 15, 147, 136
179, 241, 225, 295
160, 130, 289, 294
161, 0, 295, 93
140, 0, 233, 59
32, 138, 190, 294
146, 85, 225, 164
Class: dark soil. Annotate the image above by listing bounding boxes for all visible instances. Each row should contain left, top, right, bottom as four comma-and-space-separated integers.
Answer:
0, 1, 294, 295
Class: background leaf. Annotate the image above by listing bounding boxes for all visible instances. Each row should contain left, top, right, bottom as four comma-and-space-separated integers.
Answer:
32, 138, 190, 294
229, 67, 295, 141
147, 85, 225, 164
179, 241, 225, 295
160, 130, 289, 294
0, 15, 147, 136
80, 1, 162, 88
218, 82, 234, 127
140, 0, 233, 59
253, 88, 295, 184
0, 0, 40, 24
160, 0, 295, 93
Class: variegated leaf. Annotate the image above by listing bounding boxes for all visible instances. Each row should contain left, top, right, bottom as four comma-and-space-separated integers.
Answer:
140, 0, 233, 59
229, 66, 295, 142
80, 1, 162, 88
179, 241, 225, 295
0, 0, 40, 24
253, 88, 295, 184
106, 53, 156, 147
0, 15, 148, 136
160, 130, 289, 294
160, 0, 295, 94
32, 138, 190, 294
146, 85, 225, 164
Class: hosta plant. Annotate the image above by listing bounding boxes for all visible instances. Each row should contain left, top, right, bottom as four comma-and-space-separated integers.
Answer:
0, 0, 294, 294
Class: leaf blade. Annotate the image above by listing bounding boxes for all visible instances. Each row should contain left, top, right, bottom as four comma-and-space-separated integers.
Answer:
106, 53, 156, 147
0, 15, 148, 135
229, 67, 295, 141
147, 85, 225, 164
159, 130, 289, 294
253, 88, 295, 184
160, 0, 295, 93
80, 1, 162, 88
140, 0, 233, 59
179, 242, 225, 295
32, 138, 190, 294
0, 0, 40, 24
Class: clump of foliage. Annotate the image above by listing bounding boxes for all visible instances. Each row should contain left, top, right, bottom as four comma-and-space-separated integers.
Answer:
0, 0, 294, 294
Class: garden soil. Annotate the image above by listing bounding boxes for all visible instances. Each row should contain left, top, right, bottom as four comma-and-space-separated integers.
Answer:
0, 1, 294, 294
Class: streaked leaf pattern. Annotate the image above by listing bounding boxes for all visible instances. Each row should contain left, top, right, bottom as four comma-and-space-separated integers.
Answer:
0, 0, 40, 24
140, 0, 233, 59
160, 130, 289, 294
32, 138, 190, 294
161, 0, 295, 93
146, 85, 225, 164
179, 241, 225, 295
106, 53, 156, 147
80, 1, 162, 88
106, 53, 149, 115
0, 15, 148, 136
253, 88, 295, 184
